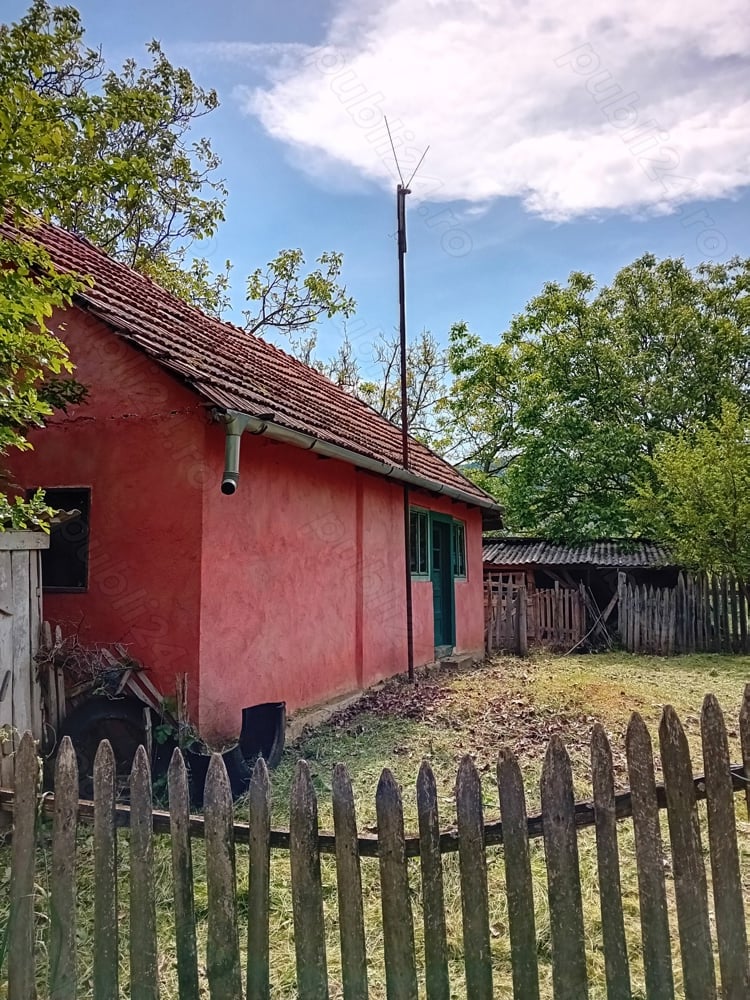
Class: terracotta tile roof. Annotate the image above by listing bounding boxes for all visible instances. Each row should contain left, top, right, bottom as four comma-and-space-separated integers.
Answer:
7, 218, 497, 507
483, 537, 674, 568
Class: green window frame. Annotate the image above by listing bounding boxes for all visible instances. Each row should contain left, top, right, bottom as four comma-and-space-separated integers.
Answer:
411, 508, 467, 579
410, 508, 429, 576
452, 520, 467, 579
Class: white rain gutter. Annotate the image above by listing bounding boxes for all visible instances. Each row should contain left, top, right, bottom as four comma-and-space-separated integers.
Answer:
217, 408, 502, 513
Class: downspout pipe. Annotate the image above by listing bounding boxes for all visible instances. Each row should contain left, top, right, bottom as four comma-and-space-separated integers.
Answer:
220, 412, 254, 494
215, 408, 502, 514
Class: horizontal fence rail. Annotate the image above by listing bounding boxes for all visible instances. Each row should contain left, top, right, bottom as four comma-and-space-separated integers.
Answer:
2, 688, 750, 999
1, 764, 747, 859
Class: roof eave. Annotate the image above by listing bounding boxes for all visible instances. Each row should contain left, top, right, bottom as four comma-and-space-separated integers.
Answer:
220, 407, 503, 514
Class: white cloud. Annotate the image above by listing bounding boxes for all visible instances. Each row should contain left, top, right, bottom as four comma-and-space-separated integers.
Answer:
224, 0, 750, 221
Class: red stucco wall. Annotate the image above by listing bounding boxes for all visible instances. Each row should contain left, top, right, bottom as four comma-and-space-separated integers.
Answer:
196, 424, 485, 741
7, 308, 206, 718
9, 308, 486, 745
197, 428, 362, 736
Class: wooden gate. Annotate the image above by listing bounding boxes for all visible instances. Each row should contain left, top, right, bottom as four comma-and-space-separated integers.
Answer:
485, 574, 585, 653
0, 531, 49, 786
532, 583, 586, 648
484, 571, 527, 653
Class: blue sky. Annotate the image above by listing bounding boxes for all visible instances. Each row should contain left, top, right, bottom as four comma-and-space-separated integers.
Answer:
7, 0, 750, 374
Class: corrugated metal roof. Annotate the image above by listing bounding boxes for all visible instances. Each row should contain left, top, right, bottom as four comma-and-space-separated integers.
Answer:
5, 217, 496, 508
483, 538, 674, 568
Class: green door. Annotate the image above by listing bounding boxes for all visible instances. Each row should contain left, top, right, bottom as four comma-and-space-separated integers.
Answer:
431, 515, 455, 648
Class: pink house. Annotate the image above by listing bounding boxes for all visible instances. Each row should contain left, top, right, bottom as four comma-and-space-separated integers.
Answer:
6, 220, 500, 751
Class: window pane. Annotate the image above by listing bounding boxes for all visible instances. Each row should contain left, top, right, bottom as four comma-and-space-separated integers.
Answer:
432, 523, 441, 571
410, 510, 428, 575
453, 522, 466, 577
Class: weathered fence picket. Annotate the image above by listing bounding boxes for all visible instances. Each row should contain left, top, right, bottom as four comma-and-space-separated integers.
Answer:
659, 707, 716, 1000
130, 745, 158, 1000
332, 763, 368, 1000
204, 753, 243, 1000
2, 698, 750, 1000
541, 736, 589, 1000
741, 684, 750, 818
496, 748, 540, 1000
416, 761, 450, 1000
167, 749, 200, 1000
456, 756, 493, 1000
376, 768, 418, 1000
290, 760, 329, 1000
49, 737, 78, 1000
247, 756, 272, 1000
591, 724, 631, 1000
93, 739, 118, 1000
8, 732, 38, 1000
701, 695, 750, 999
625, 714, 675, 1000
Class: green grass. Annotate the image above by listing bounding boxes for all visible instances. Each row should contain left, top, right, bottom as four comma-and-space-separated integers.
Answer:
1, 651, 749, 998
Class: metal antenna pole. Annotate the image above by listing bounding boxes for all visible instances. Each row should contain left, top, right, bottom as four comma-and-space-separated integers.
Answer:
397, 182, 415, 683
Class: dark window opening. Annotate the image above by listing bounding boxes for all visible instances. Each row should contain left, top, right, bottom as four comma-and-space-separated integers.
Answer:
37, 487, 91, 591
410, 509, 429, 576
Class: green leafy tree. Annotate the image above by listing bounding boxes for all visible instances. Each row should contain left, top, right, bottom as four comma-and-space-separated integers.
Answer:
446, 254, 750, 540
0, 0, 229, 524
633, 404, 750, 580
1, 1, 228, 313
245, 249, 356, 354
0, 73, 88, 526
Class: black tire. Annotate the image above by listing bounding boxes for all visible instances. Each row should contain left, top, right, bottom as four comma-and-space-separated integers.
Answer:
182, 743, 252, 807
58, 695, 152, 801
240, 702, 286, 768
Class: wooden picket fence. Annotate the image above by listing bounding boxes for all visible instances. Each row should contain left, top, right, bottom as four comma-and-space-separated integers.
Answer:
619, 571, 750, 655
484, 576, 528, 654
3, 691, 750, 999
484, 578, 584, 654
533, 583, 585, 648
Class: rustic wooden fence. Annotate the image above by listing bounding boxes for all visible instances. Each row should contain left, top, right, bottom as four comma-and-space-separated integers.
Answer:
0, 531, 48, 788
484, 575, 528, 654
484, 578, 584, 654
619, 571, 750, 655
3, 692, 750, 999
533, 582, 585, 648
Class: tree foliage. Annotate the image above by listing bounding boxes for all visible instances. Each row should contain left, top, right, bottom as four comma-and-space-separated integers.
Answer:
1, 0, 229, 312
633, 403, 750, 580
0, 6, 89, 524
245, 248, 356, 350
446, 254, 750, 541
